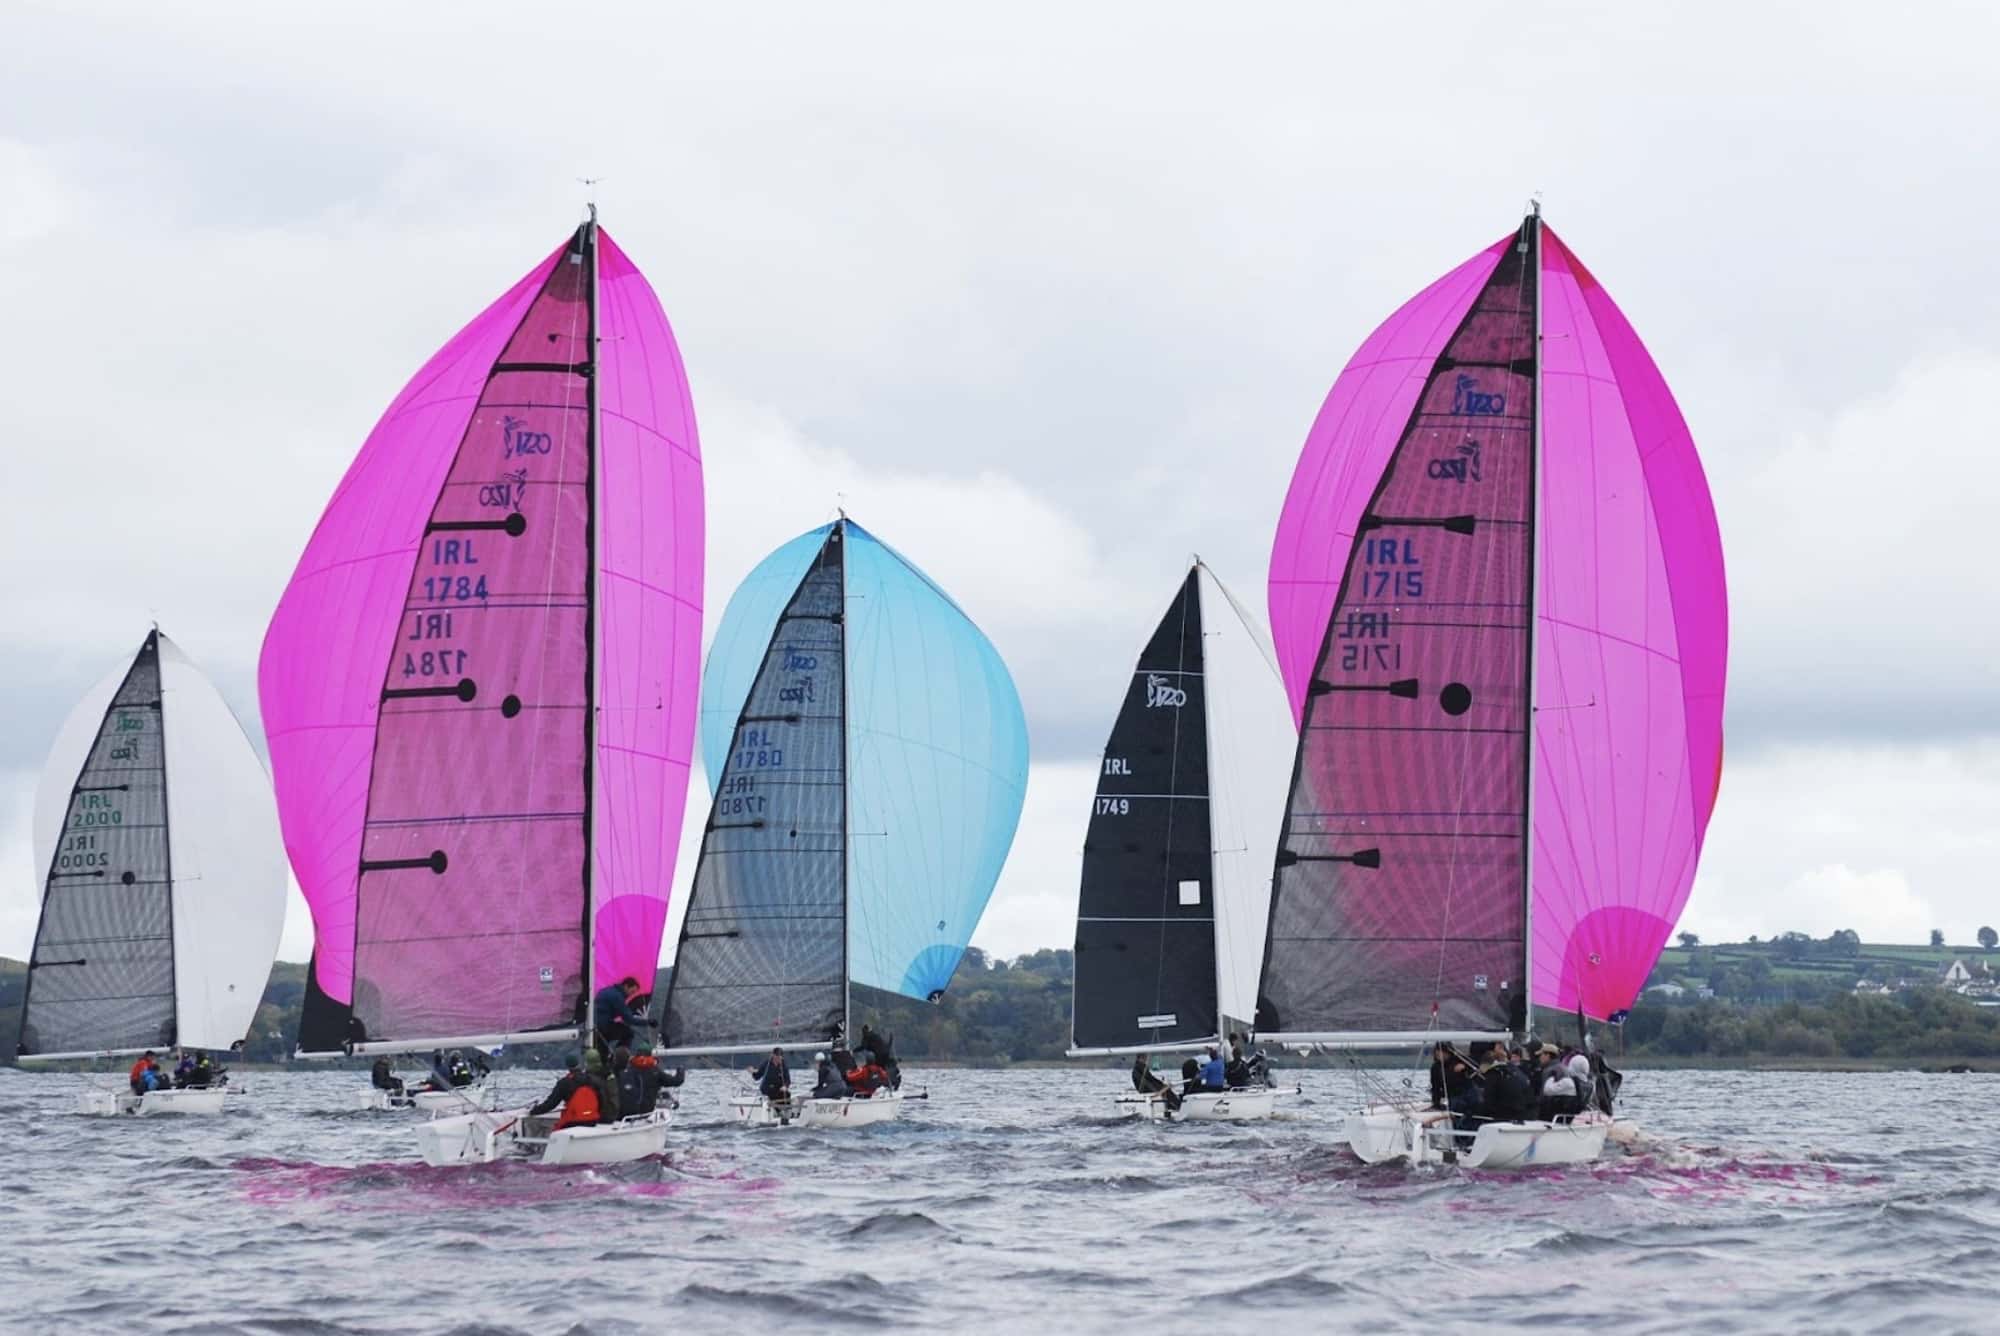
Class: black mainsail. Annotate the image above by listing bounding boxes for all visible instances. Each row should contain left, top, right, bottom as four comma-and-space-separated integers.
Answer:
1070, 570, 1218, 1053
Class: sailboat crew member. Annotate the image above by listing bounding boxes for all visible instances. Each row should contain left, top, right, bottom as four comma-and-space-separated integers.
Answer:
370, 1057, 405, 1098
1480, 1046, 1534, 1123
750, 1047, 791, 1102
1130, 1054, 1183, 1113
593, 977, 649, 1056
174, 1050, 218, 1089
859, 1024, 904, 1090
529, 1054, 609, 1129
844, 1050, 891, 1097
1535, 1045, 1580, 1120
811, 1052, 851, 1100
622, 1040, 684, 1114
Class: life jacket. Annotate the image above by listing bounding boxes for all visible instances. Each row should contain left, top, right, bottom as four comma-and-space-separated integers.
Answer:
556, 1078, 603, 1129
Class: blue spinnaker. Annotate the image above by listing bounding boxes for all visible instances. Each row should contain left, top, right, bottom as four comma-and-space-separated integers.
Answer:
700, 520, 1029, 1002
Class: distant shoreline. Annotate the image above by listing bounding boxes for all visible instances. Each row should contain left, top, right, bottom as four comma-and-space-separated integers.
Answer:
10, 1054, 1980, 1076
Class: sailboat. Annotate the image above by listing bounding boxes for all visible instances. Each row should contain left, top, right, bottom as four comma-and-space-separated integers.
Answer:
1257, 207, 1727, 1167
658, 516, 1029, 1128
1066, 561, 1297, 1121
258, 211, 705, 1165
17, 629, 286, 1116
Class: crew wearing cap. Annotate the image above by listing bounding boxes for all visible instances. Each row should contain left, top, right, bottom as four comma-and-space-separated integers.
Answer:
1536, 1044, 1580, 1120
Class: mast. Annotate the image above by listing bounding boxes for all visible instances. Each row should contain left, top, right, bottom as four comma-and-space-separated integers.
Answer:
154, 628, 178, 1051
1200, 562, 1227, 1054
1520, 203, 1542, 1039
580, 202, 601, 1050
838, 517, 853, 1050
1252, 214, 1539, 1051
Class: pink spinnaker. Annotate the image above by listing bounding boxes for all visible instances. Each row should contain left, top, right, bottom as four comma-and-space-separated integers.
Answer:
260, 224, 703, 1052
1266, 222, 1726, 1022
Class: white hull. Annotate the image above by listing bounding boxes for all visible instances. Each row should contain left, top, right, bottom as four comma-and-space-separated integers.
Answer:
415, 1106, 673, 1167
79, 1086, 237, 1117
1344, 1102, 1612, 1168
731, 1091, 906, 1128
353, 1080, 499, 1116
1114, 1087, 1280, 1121
1457, 1115, 1611, 1168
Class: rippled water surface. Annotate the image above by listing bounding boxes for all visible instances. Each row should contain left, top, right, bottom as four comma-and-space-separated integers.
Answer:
2, 1066, 1993, 1333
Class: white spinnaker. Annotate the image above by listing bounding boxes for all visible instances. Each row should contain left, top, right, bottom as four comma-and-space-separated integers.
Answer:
155, 633, 287, 1049
31, 662, 125, 899
1196, 564, 1297, 1029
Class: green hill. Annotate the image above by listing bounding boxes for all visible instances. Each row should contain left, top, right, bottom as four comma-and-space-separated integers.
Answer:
7, 936, 2000, 1066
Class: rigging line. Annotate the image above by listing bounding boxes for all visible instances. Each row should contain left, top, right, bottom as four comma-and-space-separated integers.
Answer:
1428, 232, 1538, 1042
1149, 577, 1193, 1033
492, 236, 592, 1042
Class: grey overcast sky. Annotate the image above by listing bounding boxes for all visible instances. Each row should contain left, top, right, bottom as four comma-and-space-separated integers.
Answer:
3, 2, 1996, 963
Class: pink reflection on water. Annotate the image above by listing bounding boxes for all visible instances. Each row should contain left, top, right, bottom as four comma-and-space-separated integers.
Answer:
1263, 1141, 1879, 1211
234, 1154, 781, 1211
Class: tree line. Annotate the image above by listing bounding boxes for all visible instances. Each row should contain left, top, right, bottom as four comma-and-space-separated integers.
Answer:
6, 943, 2000, 1065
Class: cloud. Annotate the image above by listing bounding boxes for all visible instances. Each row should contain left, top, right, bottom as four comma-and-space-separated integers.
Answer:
697, 395, 1158, 760
1715, 353, 2000, 749
5, 3, 2000, 978
1682, 739, 2000, 944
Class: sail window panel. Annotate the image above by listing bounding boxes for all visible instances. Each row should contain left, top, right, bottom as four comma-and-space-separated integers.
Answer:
1266, 937, 1522, 1037
355, 927, 582, 1042
663, 539, 847, 1051
20, 893, 175, 1053
20, 641, 175, 1058
366, 704, 585, 824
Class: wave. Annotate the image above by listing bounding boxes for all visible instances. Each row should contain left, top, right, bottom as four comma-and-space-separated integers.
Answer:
673, 1281, 898, 1327
843, 1210, 954, 1241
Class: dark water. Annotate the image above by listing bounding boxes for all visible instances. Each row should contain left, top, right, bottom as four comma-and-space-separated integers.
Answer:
1, 1066, 1993, 1334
